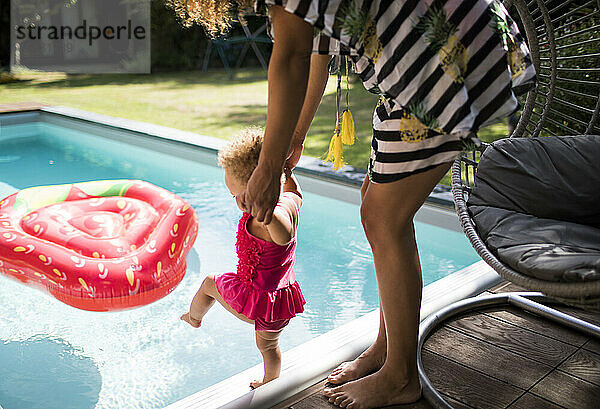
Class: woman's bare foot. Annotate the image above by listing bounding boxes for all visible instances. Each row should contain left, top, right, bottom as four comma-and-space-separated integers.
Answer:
327, 341, 386, 385
323, 366, 422, 409
180, 312, 202, 328
249, 377, 275, 389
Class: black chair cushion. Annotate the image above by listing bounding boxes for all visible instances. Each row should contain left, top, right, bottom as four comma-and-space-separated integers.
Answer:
468, 135, 600, 282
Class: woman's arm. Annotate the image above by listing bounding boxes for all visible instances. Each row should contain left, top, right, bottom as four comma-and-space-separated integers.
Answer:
240, 6, 313, 225
286, 53, 332, 169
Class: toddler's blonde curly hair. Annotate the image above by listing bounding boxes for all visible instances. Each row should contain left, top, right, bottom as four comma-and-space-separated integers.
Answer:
218, 127, 263, 183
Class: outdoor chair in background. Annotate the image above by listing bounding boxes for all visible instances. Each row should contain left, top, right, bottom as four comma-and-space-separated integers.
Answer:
202, 13, 271, 77
418, 0, 600, 407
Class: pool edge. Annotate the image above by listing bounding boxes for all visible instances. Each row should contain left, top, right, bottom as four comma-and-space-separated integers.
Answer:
164, 261, 500, 409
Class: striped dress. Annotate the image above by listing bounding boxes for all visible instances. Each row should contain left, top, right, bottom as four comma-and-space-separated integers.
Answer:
261, 0, 537, 183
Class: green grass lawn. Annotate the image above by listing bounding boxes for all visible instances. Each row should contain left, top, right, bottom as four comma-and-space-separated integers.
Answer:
1, 68, 508, 185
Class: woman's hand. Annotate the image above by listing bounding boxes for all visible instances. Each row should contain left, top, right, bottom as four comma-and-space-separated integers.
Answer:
239, 163, 282, 225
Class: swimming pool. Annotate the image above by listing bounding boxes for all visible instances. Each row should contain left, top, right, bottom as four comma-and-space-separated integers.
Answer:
0, 109, 480, 409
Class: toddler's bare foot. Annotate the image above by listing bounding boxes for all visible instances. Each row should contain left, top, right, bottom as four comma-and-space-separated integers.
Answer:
327, 341, 386, 385
324, 366, 422, 408
180, 312, 202, 328
249, 377, 276, 389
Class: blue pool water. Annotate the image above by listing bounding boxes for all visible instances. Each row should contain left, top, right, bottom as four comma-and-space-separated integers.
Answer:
0, 118, 479, 409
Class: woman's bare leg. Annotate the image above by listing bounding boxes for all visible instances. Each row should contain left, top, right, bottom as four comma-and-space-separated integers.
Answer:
324, 162, 452, 408
327, 303, 387, 384
328, 175, 388, 384
251, 330, 283, 388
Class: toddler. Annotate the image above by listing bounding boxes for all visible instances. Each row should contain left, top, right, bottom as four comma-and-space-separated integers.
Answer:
181, 127, 305, 388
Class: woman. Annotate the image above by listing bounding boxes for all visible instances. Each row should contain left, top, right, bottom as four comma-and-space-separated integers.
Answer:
173, 1, 535, 407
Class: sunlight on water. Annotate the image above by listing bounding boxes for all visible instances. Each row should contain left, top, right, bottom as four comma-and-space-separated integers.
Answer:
0, 121, 479, 408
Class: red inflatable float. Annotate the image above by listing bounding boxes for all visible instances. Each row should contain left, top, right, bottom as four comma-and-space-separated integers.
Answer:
0, 180, 198, 311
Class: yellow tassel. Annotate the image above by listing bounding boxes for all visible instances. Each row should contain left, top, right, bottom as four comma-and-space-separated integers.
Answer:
324, 55, 354, 171
341, 109, 355, 145
323, 128, 345, 170
324, 129, 337, 163
332, 130, 344, 170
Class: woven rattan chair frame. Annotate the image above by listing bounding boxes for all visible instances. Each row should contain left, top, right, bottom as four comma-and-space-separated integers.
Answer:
451, 0, 600, 307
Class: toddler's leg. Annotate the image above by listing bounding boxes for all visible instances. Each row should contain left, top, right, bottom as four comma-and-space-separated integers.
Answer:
180, 275, 217, 327
250, 330, 283, 389
181, 274, 255, 327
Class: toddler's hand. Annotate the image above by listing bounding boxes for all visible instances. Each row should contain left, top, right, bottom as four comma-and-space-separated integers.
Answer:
180, 312, 202, 328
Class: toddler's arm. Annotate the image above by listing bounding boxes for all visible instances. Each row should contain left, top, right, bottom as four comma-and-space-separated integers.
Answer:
265, 169, 302, 245
282, 167, 302, 198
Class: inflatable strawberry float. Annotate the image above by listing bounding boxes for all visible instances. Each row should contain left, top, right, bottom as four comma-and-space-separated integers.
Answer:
0, 180, 198, 311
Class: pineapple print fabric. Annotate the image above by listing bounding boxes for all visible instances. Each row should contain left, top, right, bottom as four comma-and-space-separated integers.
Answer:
260, 0, 536, 183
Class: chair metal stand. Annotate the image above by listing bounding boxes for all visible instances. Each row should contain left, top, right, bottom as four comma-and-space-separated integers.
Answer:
234, 16, 270, 70
417, 292, 600, 409
202, 13, 271, 77
202, 38, 233, 77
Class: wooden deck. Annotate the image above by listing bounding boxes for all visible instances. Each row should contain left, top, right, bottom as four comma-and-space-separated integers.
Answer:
273, 282, 600, 409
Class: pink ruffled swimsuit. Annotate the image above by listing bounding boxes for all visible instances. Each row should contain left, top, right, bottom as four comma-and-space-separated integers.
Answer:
215, 211, 305, 332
